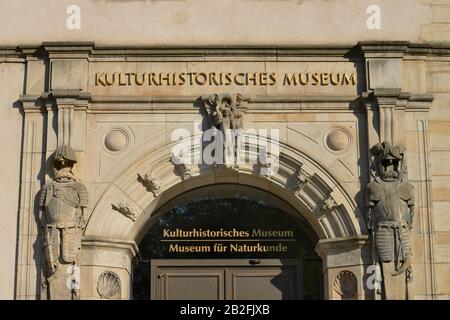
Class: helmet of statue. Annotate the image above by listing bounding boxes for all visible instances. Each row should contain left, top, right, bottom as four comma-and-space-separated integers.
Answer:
53, 145, 77, 165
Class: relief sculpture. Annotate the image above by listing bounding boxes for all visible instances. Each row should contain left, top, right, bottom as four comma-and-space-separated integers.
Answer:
205, 93, 244, 168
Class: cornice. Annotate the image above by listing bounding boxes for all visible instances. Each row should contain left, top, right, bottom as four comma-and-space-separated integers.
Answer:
82, 236, 140, 260
19, 90, 92, 113
361, 89, 433, 112
2, 42, 450, 61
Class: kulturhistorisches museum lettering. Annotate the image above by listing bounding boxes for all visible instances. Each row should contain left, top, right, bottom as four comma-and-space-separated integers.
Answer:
95, 71, 356, 87
162, 228, 295, 238
161, 228, 294, 254
88, 61, 360, 96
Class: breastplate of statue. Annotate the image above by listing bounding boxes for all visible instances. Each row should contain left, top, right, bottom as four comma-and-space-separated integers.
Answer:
366, 141, 414, 300
38, 146, 88, 300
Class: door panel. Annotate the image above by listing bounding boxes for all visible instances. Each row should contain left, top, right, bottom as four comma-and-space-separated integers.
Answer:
160, 269, 224, 300
151, 259, 302, 300
227, 267, 300, 300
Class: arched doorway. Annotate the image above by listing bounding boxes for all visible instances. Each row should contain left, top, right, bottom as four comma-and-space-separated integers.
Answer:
132, 184, 323, 300
81, 138, 369, 300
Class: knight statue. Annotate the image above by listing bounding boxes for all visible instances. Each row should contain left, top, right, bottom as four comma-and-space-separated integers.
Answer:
365, 141, 414, 300
38, 145, 88, 300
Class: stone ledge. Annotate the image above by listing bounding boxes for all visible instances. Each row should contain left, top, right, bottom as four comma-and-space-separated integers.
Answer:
82, 236, 140, 260
1, 42, 450, 59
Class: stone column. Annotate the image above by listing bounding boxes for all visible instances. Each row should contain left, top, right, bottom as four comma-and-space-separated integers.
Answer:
81, 237, 139, 300
404, 96, 435, 299
360, 42, 436, 299
16, 43, 94, 299
316, 236, 370, 300
16, 46, 50, 299
45, 42, 93, 178
17, 96, 48, 300
360, 41, 408, 147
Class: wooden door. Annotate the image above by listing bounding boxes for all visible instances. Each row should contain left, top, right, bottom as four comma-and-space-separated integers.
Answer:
150, 259, 302, 300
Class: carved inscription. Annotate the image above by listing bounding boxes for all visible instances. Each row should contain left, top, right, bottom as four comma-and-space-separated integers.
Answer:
95, 71, 356, 87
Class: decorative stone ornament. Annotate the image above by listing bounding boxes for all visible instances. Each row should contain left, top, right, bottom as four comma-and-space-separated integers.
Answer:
104, 127, 130, 152
171, 148, 193, 180
315, 195, 338, 218
38, 145, 88, 300
204, 93, 244, 169
112, 201, 137, 221
324, 127, 352, 153
205, 93, 244, 131
258, 151, 273, 178
137, 170, 163, 197
366, 141, 414, 300
97, 271, 121, 299
322, 196, 338, 212
293, 168, 310, 195
333, 271, 357, 299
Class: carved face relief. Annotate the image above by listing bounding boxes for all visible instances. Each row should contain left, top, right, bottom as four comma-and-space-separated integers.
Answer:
53, 160, 76, 181
371, 141, 405, 182
379, 158, 400, 182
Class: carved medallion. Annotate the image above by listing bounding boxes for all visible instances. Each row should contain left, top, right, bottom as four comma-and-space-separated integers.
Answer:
103, 127, 130, 153
324, 126, 352, 154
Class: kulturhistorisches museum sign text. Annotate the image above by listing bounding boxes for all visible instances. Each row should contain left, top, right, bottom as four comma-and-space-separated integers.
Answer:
89, 61, 360, 96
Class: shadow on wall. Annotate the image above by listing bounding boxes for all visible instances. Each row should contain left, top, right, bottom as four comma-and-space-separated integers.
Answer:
270, 258, 324, 300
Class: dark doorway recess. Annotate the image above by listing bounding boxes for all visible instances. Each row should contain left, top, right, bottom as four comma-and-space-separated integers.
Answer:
133, 192, 323, 300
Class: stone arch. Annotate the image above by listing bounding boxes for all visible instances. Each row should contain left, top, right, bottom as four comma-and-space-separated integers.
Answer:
84, 135, 366, 243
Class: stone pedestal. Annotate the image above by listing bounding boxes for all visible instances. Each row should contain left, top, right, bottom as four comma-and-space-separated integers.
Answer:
316, 236, 371, 300
80, 237, 139, 300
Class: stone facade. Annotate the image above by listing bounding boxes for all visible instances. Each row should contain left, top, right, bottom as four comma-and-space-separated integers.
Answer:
0, 0, 449, 300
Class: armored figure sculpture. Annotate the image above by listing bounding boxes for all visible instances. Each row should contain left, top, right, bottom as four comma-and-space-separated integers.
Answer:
38, 145, 88, 300
205, 93, 244, 168
366, 141, 414, 300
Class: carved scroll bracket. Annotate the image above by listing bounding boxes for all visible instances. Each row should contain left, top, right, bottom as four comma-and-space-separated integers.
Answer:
112, 201, 137, 222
